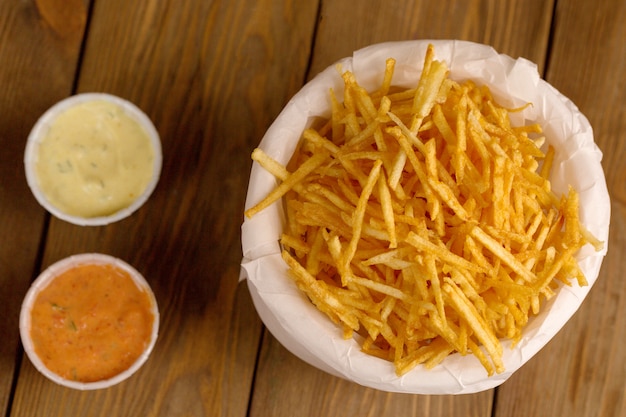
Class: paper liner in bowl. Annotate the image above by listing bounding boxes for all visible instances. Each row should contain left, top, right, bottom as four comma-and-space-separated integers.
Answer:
240, 40, 610, 394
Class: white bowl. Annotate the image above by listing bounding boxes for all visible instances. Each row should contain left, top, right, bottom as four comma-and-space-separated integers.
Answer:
20, 253, 159, 390
240, 40, 611, 394
24, 93, 162, 226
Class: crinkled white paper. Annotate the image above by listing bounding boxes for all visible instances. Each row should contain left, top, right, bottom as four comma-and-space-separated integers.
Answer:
240, 40, 610, 394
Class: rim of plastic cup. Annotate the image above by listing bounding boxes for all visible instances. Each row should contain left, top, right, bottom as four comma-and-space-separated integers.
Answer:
23, 93, 163, 226
19, 253, 160, 390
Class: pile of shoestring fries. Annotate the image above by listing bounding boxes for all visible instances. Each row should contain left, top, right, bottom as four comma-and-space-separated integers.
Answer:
245, 45, 602, 376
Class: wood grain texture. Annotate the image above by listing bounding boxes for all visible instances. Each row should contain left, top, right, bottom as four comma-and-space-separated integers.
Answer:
1, 0, 624, 415
308, 0, 554, 79
250, 335, 493, 417
0, 0, 88, 415
494, 0, 626, 416
8, 0, 318, 416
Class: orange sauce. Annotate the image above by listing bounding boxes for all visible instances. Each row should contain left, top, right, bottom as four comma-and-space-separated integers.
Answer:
30, 263, 155, 382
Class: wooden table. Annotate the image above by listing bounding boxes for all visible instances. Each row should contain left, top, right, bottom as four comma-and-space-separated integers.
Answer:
1, 1, 623, 416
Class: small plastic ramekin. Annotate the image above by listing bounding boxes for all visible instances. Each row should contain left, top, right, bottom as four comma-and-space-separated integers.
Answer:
24, 93, 162, 226
19, 253, 159, 390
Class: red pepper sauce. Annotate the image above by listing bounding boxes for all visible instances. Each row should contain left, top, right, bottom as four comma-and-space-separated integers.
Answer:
29, 263, 155, 382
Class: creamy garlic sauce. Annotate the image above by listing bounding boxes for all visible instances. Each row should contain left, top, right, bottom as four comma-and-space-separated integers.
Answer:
35, 100, 155, 217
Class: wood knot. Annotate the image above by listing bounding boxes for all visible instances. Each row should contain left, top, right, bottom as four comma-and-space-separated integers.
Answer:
35, 0, 87, 40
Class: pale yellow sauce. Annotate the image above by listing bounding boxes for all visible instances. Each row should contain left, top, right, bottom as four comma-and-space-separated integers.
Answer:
35, 100, 155, 217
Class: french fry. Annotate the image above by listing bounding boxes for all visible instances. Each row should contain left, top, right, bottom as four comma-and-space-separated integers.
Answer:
245, 151, 329, 218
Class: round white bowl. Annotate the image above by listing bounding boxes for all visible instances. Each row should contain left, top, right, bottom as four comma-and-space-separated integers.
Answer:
24, 93, 162, 226
240, 40, 611, 394
20, 253, 159, 390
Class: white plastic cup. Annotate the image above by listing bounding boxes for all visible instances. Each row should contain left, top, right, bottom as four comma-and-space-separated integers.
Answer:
24, 93, 162, 226
19, 253, 159, 390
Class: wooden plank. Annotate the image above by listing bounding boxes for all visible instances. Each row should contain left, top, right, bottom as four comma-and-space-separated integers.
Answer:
308, 0, 554, 78
494, 0, 626, 416
248, 1, 556, 416
8, 0, 319, 416
250, 335, 493, 417
0, 0, 89, 415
